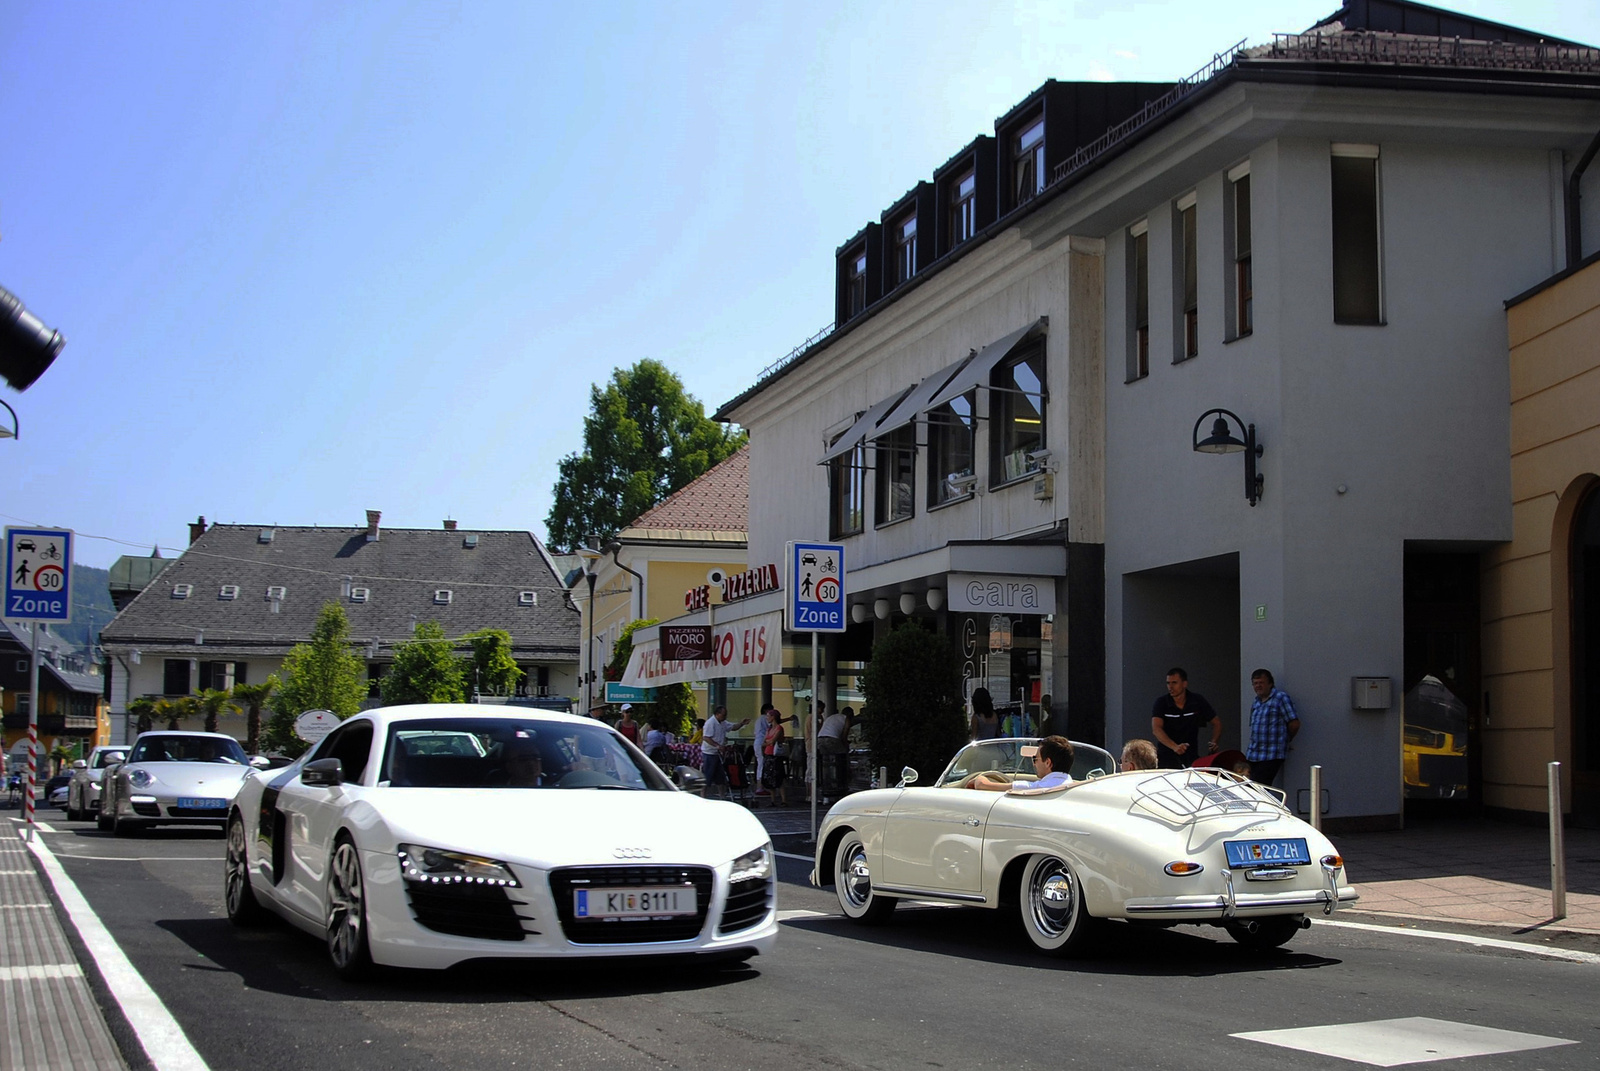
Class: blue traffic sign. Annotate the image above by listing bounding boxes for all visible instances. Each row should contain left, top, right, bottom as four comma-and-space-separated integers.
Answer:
5, 527, 73, 622
787, 541, 846, 632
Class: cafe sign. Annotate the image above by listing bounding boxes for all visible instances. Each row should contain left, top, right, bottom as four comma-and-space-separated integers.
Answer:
946, 573, 1056, 615
685, 562, 780, 612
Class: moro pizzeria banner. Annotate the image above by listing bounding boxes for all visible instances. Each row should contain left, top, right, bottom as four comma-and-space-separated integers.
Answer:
620, 611, 783, 687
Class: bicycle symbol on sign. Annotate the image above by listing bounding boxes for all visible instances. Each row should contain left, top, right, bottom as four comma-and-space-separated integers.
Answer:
40, 543, 61, 562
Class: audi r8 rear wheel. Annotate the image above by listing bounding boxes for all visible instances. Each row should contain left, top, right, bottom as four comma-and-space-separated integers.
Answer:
1226, 915, 1303, 950
1018, 853, 1095, 955
835, 832, 896, 923
326, 836, 373, 979
225, 814, 267, 926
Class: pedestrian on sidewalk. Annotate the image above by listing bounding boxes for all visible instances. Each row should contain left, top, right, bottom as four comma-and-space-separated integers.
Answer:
700, 705, 749, 801
1151, 667, 1221, 768
752, 705, 773, 793
1244, 668, 1299, 787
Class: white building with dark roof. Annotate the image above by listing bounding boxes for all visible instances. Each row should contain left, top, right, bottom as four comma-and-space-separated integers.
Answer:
100, 512, 579, 743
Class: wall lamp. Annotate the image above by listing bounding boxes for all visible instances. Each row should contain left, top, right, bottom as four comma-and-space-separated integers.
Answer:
1192, 408, 1263, 507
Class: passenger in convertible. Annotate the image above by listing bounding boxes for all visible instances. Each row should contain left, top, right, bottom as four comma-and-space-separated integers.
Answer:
971, 735, 1075, 792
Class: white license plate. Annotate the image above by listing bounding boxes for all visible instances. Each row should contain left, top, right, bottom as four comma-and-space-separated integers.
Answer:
574, 885, 696, 919
176, 797, 227, 810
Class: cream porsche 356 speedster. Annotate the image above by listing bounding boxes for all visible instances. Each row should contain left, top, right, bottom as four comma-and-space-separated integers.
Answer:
812, 738, 1356, 954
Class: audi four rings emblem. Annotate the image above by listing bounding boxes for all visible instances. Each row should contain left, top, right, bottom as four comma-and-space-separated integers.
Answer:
613, 847, 652, 859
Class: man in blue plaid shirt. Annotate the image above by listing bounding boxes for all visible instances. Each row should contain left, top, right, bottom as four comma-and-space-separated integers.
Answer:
1245, 668, 1299, 787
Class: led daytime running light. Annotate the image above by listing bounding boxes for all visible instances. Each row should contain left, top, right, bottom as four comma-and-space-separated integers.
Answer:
397, 844, 521, 888
730, 843, 772, 883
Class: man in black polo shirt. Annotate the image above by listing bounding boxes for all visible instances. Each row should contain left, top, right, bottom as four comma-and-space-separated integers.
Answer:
1150, 666, 1221, 769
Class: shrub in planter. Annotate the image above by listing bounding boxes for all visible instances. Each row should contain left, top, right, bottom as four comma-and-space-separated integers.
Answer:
859, 621, 969, 782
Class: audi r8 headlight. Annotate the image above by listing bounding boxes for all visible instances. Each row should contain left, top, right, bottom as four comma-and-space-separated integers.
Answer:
127, 768, 153, 789
729, 843, 772, 883
397, 844, 521, 887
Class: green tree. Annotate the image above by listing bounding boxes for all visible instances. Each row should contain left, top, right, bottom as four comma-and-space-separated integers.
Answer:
157, 695, 200, 730
49, 742, 73, 776
606, 619, 695, 737
272, 602, 368, 722
232, 676, 279, 754
546, 359, 746, 551
858, 621, 969, 782
197, 688, 239, 734
463, 629, 523, 697
127, 695, 157, 736
381, 620, 467, 705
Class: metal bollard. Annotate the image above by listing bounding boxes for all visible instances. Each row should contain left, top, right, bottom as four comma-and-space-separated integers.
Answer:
878, 766, 887, 791
1549, 761, 1567, 921
1309, 764, 1322, 831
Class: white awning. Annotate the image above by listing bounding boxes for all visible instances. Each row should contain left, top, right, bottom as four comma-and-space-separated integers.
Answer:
818, 385, 913, 464
924, 318, 1047, 411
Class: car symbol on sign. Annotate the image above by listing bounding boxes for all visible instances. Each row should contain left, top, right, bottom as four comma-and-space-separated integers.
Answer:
16, 539, 35, 553
801, 553, 817, 566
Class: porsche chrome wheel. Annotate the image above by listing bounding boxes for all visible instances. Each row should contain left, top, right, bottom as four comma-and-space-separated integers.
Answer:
1019, 853, 1094, 955
835, 832, 896, 923
326, 837, 373, 978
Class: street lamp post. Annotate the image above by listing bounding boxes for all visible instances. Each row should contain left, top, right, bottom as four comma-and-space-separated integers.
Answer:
583, 566, 598, 715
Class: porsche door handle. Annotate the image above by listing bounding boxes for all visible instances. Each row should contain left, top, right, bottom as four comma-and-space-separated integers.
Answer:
963, 816, 980, 827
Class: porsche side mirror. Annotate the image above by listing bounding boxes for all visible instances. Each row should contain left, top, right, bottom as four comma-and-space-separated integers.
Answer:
72, 760, 87, 769
302, 758, 343, 787
249, 755, 270, 769
898, 766, 918, 788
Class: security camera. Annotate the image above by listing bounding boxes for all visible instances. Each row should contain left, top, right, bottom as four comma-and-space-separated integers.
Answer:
707, 567, 727, 587
0, 286, 66, 392
946, 471, 978, 494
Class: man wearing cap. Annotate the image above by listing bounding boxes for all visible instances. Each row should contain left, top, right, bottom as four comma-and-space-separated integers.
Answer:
700, 705, 749, 800
616, 703, 639, 746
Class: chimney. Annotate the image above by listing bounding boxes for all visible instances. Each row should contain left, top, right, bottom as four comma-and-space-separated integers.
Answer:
189, 516, 207, 545
443, 519, 457, 531
366, 509, 381, 542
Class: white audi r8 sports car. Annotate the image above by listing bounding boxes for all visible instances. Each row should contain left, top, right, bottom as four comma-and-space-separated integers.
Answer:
813, 738, 1356, 955
98, 732, 255, 835
66, 746, 129, 821
225, 705, 777, 978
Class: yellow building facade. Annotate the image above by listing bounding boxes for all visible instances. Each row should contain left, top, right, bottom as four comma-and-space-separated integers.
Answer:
1489, 258, 1600, 824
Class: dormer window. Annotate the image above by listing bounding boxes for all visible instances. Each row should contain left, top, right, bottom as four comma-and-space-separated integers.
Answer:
848, 252, 868, 317
434, 589, 453, 605
218, 585, 239, 600
171, 584, 192, 599
950, 171, 977, 247
895, 213, 918, 285
257, 529, 275, 544
350, 587, 369, 603
1013, 117, 1045, 207
463, 534, 479, 548
518, 591, 537, 605
266, 585, 287, 600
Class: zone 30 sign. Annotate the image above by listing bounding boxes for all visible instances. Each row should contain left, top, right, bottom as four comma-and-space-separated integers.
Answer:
4, 527, 73, 623
786, 541, 845, 632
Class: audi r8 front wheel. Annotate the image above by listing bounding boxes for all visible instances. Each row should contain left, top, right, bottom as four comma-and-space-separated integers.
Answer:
326, 836, 373, 979
835, 831, 896, 923
1018, 853, 1097, 956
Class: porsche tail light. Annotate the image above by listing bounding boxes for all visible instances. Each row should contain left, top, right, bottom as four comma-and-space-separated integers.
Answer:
1320, 854, 1344, 870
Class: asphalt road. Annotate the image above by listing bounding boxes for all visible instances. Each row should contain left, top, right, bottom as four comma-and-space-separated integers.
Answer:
33, 814, 1600, 1071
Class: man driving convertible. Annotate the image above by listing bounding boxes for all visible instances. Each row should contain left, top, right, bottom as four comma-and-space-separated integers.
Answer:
971, 735, 1075, 792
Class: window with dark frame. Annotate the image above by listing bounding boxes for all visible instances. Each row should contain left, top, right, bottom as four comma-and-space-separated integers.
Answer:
875, 424, 916, 525
951, 170, 977, 247
927, 392, 976, 507
1233, 173, 1253, 336
895, 213, 918, 286
1331, 146, 1382, 324
991, 345, 1046, 486
1132, 226, 1150, 379
848, 251, 868, 318
1012, 117, 1045, 209
163, 658, 191, 696
829, 437, 865, 538
1179, 199, 1198, 360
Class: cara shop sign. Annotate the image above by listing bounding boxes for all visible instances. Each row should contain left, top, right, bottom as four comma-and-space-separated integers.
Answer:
622, 611, 782, 688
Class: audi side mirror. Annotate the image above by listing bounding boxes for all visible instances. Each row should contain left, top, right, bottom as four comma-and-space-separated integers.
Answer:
301, 758, 343, 787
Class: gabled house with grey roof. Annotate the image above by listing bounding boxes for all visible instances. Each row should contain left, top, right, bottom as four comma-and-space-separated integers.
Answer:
99, 511, 579, 744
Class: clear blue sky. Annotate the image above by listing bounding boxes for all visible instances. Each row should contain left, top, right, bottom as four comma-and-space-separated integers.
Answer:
5, 1, 1598, 568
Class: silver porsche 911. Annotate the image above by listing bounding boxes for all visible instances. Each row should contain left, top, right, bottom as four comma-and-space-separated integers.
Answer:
98, 731, 255, 835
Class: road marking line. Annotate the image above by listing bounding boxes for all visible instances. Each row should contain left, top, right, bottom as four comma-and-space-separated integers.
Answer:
0, 964, 84, 981
47, 854, 220, 863
775, 851, 812, 862
1233, 1017, 1575, 1066
1319, 918, 1600, 964
777, 909, 829, 921
24, 834, 211, 1071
